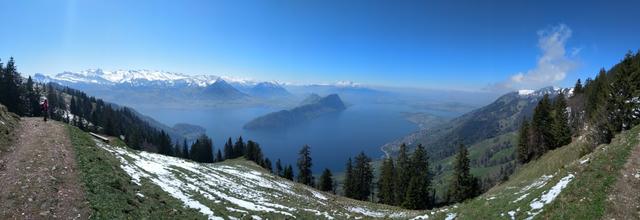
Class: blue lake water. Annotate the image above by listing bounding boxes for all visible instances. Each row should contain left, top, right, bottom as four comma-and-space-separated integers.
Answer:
136, 104, 419, 173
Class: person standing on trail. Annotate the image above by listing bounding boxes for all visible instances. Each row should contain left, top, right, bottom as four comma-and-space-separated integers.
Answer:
40, 98, 49, 122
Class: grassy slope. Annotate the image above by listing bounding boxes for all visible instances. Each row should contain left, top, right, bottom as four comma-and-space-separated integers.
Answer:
70, 125, 425, 219
431, 131, 518, 198
0, 104, 20, 153
67, 118, 638, 219
427, 125, 639, 219
67, 125, 206, 219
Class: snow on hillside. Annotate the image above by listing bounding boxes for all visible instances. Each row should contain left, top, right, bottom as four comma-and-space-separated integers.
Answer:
94, 140, 424, 219
517, 87, 573, 97
518, 89, 535, 96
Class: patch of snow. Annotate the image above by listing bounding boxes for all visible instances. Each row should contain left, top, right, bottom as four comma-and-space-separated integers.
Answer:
410, 213, 429, 220
579, 158, 590, 164
302, 208, 334, 219
136, 192, 144, 198
348, 207, 385, 218
0, 120, 5, 125
226, 207, 248, 213
519, 174, 553, 194
444, 213, 457, 220
486, 196, 496, 200
518, 89, 535, 96
310, 190, 328, 200
527, 173, 575, 219
512, 193, 529, 203
95, 139, 418, 219
507, 210, 516, 220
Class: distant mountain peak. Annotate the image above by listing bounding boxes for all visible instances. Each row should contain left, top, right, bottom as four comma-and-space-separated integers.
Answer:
37, 69, 256, 87
515, 86, 571, 97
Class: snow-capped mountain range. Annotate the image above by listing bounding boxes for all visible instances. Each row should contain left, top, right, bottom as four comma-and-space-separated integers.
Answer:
33, 69, 362, 89
34, 69, 258, 87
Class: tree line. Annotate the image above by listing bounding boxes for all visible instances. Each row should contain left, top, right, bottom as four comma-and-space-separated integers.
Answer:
517, 51, 640, 165
517, 93, 572, 163
289, 142, 480, 210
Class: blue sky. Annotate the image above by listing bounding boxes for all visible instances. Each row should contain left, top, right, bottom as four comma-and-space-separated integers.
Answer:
1, 0, 638, 91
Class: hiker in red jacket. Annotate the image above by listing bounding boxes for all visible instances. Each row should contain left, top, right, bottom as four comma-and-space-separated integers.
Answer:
40, 98, 49, 122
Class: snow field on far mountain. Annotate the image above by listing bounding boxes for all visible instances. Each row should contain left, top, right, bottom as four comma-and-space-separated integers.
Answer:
94, 140, 425, 219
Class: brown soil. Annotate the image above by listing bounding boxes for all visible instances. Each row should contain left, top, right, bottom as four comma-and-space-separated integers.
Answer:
0, 118, 90, 219
603, 132, 640, 220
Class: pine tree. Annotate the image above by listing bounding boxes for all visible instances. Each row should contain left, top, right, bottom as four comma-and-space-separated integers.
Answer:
296, 145, 314, 186
190, 135, 214, 163
283, 165, 294, 180
157, 131, 173, 156
608, 52, 637, 131
182, 140, 190, 159
0, 57, 24, 115
318, 168, 334, 192
395, 143, 411, 205
574, 79, 583, 94
275, 159, 283, 177
343, 158, 355, 198
263, 158, 273, 172
352, 152, 373, 201
377, 156, 396, 205
224, 138, 234, 159
448, 144, 477, 203
531, 94, 554, 157
233, 136, 246, 158
552, 94, 572, 148
517, 119, 531, 164
215, 149, 223, 162
402, 144, 431, 209
245, 140, 257, 161
25, 76, 40, 116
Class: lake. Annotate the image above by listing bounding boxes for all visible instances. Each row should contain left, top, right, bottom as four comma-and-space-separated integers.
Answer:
135, 103, 421, 173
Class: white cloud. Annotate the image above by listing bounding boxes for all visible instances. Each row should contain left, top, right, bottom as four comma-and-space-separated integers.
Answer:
491, 24, 578, 91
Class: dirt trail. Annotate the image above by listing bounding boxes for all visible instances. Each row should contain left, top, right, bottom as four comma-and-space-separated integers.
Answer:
0, 118, 90, 219
603, 132, 640, 220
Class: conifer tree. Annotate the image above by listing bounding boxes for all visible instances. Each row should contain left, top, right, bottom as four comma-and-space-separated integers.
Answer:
233, 136, 246, 158
283, 165, 294, 180
352, 152, 373, 201
275, 159, 283, 176
531, 94, 553, 156
517, 119, 531, 164
574, 79, 583, 94
182, 140, 190, 159
215, 149, 223, 162
318, 168, 334, 192
157, 131, 173, 156
552, 94, 572, 147
224, 138, 234, 159
377, 156, 396, 205
25, 76, 40, 116
262, 158, 272, 172
402, 144, 431, 209
395, 143, 411, 205
448, 144, 477, 203
343, 158, 355, 198
190, 135, 214, 163
0, 58, 24, 115
296, 145, 314, 186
